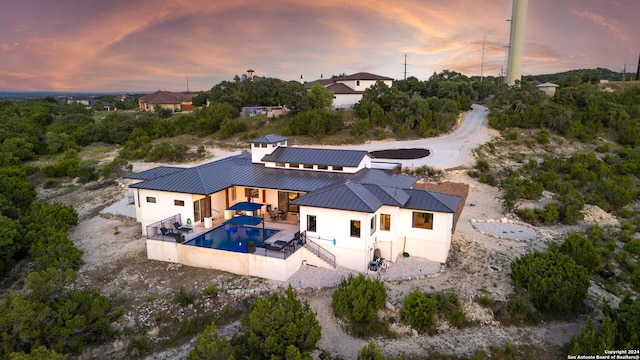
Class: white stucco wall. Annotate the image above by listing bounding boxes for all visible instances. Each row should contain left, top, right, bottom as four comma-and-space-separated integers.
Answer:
396, 210, 454, 263
135, 189, 197, 230
299, 206, 378, 272
332, 94, 363, 109
337, 79, 392, 92
146, 239, 304, 281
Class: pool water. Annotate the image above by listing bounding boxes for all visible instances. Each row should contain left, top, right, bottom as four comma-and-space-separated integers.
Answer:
184, 225, 280, 253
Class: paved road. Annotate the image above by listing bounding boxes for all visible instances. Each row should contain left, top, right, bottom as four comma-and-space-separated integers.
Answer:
342, 104, 493, 170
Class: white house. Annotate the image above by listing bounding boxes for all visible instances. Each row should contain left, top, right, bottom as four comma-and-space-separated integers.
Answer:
127, 134, 461, 281
306, 72, 394, 109
536, 82, 559, 96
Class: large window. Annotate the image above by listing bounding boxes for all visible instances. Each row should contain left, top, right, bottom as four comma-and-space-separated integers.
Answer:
307, 215, 317, 232
350, 220, 361, 238
380, 214, 391, 231
412, 212, 433, 229
146, 196, 156, 203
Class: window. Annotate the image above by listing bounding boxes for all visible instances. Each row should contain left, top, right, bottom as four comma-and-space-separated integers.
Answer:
412, 212, 433, 229
356, 80, 360, 86
333, 166, 343, 171
245, 188, 259, 199
307, 215, 317, 232
380, 214, 391, 231
146, 196, 156, 203
174, 200, 185, 206
289, 163, 299, 168
350, 220, 361, 238
318, 165, 328, 170
276, 162, 285, 167
303, 164, 313, 169
370, 216, 376, 235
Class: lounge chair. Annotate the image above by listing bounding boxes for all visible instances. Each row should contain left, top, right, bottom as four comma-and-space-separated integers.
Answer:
160, 227, 184, 242
174, 222, 193, 233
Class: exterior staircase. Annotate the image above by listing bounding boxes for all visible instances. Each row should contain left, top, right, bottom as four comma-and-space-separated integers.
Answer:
301, 233, 336, 269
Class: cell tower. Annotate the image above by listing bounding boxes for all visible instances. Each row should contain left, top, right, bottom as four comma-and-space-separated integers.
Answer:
505, 0, 528, 86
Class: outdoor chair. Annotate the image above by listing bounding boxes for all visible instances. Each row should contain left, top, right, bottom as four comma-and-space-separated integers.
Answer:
174, 221, 192, 233
160, 227, 184, 242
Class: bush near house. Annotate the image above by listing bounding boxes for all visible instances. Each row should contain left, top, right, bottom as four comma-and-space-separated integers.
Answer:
189, 286, 320, 359
331, 274, 387, 337
510, 251, 589, 316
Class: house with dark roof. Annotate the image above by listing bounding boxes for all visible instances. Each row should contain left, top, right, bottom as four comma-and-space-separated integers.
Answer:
305, 72, 394, 109
127, 134, 461, 281
138, 90, 195, 112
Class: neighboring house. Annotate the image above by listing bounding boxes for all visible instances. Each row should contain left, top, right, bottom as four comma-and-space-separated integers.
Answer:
66, 97, 112, 111
138, 90, 195, 112
127, 134, 461, 281
536, 82, 559, 96
241, 106, 289, 118
306, 72, 394, 109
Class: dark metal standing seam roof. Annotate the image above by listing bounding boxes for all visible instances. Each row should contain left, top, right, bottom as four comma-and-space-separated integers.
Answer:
129, 156, 238, 195
128, 154, 354, 194
291, 182, 383, 212
350, 168, 417, 188
261, 147, 369, 167
127, 149, 460, 215
361, 184, 410, 206
249, 134, 289, 144
126, 166, 187, 181
402, 189, 461, 213
231, 161, 353, 192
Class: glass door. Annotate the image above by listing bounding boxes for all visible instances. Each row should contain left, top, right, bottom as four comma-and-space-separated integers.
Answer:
193, 198, 205, 222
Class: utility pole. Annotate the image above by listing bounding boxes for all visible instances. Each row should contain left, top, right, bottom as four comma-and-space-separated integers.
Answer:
481, 36, 486, 82
403, 53, 408, 80
186, 75, 190, 94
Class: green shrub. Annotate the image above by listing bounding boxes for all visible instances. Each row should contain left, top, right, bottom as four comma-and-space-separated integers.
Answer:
540, 203, 560, 225
516, 208, 538, 225
475, 158, 490, 173
510, 251, 589, 315
559, 233, 601, 272
566, 317, 616, 356
400, 288, 438, 335
173, 287, 197, 307
239, 286, 321, 359
503, 129, 519, 140
332, 274, 387, 337
623, 239, 640, 255
536, 129, 550, 144
357, 341, 386, 360
188, 323, 234, 360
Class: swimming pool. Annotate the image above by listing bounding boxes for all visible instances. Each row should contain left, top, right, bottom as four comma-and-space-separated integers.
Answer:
183, 225, 280, 253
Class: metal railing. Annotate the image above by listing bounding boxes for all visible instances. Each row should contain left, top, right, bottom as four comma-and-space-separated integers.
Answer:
303, 233, 337, 269
145, 214, 187, 242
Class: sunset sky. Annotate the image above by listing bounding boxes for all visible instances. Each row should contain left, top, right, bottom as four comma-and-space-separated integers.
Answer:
1, 0, 638, 92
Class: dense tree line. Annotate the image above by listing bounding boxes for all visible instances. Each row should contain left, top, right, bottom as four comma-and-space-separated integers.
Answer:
489, 81, 640, 148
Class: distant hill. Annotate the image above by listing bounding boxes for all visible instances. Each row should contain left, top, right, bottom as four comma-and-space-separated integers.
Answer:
522, 67, 637, 85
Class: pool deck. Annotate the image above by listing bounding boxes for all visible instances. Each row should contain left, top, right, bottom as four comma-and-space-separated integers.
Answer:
148, 216, 300, 245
